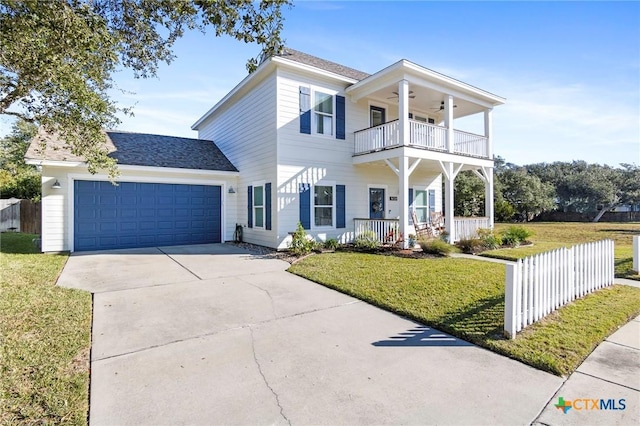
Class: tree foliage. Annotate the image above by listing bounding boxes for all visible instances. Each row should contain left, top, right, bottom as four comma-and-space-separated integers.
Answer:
454, 171, 485, 216
527, 161, 640, 221
0, 119, 40, 200
0, 0, 290, 176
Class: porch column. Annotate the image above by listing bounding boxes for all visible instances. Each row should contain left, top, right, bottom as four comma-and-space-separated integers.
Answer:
484, 108, 493, 158
398, 80, 410, 146
444, 94, 454, 153
443, 161, 455, 242
399, 154, 410, 248
485, 167, 495, 228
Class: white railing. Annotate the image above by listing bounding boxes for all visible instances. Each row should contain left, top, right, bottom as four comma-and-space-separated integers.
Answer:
633, 236, 639, 273
354, 120, 489, 159
354, 218, 400, 245
354, 120, 399, 154
454, 130, 488, 158
409, 120, 447, 151
504, 240, 615, 339
453, 217, 489, 241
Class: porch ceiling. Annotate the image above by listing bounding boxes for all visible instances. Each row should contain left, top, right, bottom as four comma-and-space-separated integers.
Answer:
362, 84, 486, 120
345, 60, 505, 119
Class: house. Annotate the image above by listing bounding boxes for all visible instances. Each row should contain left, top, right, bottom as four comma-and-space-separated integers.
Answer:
27, 48, 504, 252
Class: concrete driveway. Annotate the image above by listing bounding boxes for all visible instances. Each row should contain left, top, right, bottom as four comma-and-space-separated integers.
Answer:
58, 243, 564, 425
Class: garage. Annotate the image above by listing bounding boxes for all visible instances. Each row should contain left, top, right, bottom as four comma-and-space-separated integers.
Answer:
74, 180, 222, 251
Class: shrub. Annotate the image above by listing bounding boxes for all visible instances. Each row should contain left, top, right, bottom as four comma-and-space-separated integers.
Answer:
456, 238, 485, 254
354, 230, 380, 251
324, 238, 339, 251
501, 225, 533, 247
477, 228, 502, 250
419, 238, 453, 257
288, 222, 317, 256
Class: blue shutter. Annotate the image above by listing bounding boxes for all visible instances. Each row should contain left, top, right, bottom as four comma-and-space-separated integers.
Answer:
299, 183, 311, 229
408, 188, 414, 224
265, 183, 272, 231
428, 189, 436, 213
247, 186, 253, 228
336, 184, 346, 228
336, 95, 345, 140
299, 86, 311, 134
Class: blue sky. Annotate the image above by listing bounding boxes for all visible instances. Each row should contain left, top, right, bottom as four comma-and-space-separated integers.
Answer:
3, 1, 639, 166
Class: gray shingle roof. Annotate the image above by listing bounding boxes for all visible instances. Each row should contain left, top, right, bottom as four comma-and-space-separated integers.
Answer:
26, 130, 238, 172
277, 48, 370, 81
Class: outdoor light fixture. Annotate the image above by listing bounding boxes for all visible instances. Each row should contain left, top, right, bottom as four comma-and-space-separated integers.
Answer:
228, 186, 236, 194
52, 179, 61, 189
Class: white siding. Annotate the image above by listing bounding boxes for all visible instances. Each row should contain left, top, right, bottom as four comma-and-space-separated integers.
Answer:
40, 165, 237, 252
274, 69, 443, 249
197, 73, 277, 248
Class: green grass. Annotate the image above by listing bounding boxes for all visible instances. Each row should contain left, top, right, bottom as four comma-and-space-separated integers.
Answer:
0, 233, 91, 425
289, 252, 640, 376
481, 222, 640, 281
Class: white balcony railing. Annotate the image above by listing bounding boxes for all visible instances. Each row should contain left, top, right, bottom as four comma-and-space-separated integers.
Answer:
409, 121, 447, 151
454, 130, 488, 158
354, 120, 400, 153
354, 119, 489, 158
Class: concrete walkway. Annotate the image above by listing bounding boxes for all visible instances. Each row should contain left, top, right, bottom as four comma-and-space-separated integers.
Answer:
58, 244, 564, 425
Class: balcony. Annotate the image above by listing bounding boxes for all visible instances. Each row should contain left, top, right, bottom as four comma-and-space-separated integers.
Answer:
354, 119, 489, 159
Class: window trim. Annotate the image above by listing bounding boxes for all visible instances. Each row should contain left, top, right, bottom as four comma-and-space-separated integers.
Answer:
312, 181, 336, 229
413, 188, 429, 224
252, 181, 266, 229
311, 87, 338, 138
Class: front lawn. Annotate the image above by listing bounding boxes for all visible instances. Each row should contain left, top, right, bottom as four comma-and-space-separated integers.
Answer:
289, 252, 640, 376
0, 233, 91, 425
482, 222, 640, 280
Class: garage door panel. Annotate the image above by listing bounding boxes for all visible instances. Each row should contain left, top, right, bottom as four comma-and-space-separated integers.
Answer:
74, 181, 222, 251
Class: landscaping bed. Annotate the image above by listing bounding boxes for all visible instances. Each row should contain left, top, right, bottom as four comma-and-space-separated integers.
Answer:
288, 252, 640, 376
0, 233, 91, 425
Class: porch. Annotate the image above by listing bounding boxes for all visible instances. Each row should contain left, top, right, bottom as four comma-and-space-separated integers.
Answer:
354, 119, 489, 159
354, 217, 491, 244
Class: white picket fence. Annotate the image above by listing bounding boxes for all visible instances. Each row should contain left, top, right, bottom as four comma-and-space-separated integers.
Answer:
504, 240, 615, 339
633, 236, 639, 274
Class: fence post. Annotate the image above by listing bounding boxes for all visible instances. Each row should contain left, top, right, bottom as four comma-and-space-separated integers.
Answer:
504, 263, 518, 339
634, 236, 639, 274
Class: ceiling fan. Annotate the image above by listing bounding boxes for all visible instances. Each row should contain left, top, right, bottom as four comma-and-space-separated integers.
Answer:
431, 101, 457, 112
387, 90, 416, 100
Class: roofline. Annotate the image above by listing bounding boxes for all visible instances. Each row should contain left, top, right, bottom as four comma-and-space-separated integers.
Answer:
26, 159, 240, 176
191, 55, 362, 131
346, 59, 506, 105
270, 55, 361, 85
191, 59, 276, 130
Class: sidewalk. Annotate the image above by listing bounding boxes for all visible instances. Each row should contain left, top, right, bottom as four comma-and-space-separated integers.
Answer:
534, 315, 639, 425
454, 252, 640, 424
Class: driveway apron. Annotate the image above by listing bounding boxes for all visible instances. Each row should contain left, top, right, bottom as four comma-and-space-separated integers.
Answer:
58, 243, 564, 425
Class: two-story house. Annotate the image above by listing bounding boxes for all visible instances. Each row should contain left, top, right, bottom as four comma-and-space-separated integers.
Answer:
27, 49, 504, 252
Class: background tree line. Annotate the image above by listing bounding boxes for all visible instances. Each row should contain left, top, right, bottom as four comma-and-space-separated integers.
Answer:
455, 157, 640, 222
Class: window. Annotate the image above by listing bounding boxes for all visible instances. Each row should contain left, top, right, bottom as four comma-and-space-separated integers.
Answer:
314, 185, 333, 227
314, 91, 333, 135
254, 185, 264, 228
414, 190, 428, 223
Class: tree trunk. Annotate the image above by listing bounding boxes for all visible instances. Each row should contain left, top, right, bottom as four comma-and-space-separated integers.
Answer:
592, 203, 617, 222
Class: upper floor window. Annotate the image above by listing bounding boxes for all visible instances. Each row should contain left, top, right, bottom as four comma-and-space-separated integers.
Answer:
314, 91, 333, 136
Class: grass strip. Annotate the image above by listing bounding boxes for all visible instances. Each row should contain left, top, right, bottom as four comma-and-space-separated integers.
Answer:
289, 252, 640, 376
1, 233, 91, 425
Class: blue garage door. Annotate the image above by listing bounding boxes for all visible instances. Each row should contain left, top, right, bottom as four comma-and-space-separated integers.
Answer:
74, 180, 222, 251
